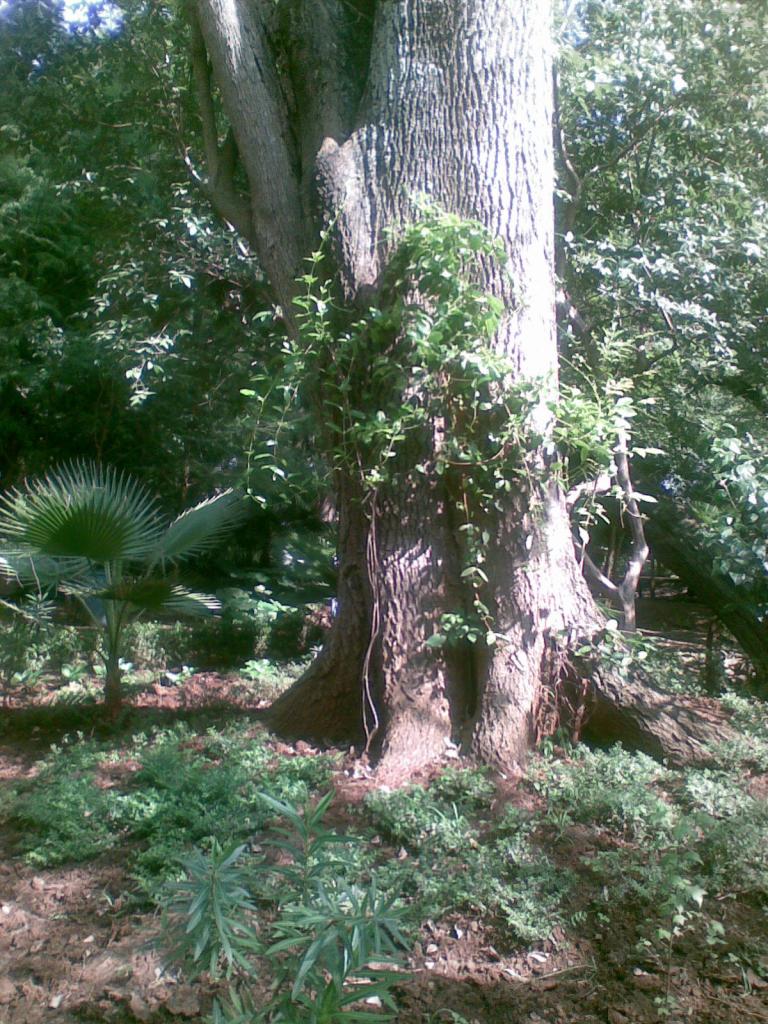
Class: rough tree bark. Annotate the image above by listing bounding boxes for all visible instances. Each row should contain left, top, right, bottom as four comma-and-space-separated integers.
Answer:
189, 0, 732, 777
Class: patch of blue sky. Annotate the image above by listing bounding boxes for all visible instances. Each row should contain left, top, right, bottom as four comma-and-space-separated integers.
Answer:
0, 0, 122, 32
60, 0, 122, 32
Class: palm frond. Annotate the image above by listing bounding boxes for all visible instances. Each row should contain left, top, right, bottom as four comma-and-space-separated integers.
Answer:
96, 576, 175, 608
0, 461, 163, 564
157, 490, 246, 563
163, 586, 222, 616
0, 549, 89, 589
96, 578, 221, 615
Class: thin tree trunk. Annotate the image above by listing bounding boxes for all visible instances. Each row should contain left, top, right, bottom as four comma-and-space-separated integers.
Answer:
104, 653, 122, 717
646, 507, 768, 687
704, 620, 725, 695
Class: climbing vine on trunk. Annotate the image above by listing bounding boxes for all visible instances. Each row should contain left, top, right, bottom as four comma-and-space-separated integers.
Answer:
287, 208, 552, 653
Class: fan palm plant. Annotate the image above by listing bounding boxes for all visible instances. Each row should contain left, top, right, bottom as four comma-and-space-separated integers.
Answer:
0, 462, 246, 713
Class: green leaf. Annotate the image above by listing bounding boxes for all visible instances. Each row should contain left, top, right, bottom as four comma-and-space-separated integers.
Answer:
425, 634, 447, 648
688, 885, 706, 908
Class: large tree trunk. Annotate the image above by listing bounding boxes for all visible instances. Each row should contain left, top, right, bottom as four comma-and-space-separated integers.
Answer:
190, 0, 724, 777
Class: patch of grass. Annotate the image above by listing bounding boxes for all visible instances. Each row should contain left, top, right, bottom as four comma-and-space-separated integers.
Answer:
5, 722, 338, 894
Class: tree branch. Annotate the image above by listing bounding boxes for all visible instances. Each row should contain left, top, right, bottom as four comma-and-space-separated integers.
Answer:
194, 0, 307, 316
565, 473, 612, 510
568, 437, 650, 630
579, 547, 621, 603
714, 374, 768, 414
188, 12, 255, 243
553, 67, 582, 236
613, 428, 649, 629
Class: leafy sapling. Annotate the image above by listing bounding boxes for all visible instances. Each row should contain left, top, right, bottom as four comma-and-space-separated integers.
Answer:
162, 792, 408, 1023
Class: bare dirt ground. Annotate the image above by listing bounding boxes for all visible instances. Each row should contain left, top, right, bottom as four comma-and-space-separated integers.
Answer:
1, 652, 767, 1023
0, 745, 192, 1024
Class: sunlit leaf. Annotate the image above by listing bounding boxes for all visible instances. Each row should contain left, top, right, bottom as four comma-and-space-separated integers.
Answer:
157, 490, 246, 562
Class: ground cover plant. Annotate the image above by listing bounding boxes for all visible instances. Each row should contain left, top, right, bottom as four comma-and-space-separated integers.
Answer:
2, 719, 338, 898
1, 658, 767, 1023
362, 768, 571, 945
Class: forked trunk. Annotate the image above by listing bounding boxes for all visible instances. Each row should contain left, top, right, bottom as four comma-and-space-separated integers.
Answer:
225, 0, 600, 776
194, 0, 738, 777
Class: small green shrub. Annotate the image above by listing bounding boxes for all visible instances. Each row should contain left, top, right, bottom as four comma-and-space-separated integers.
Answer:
158, 586, 304, 671
365, 790, 479, 855
163, 793, 407, 1023
44, 624, 102, 675
129, 749, 257, 844
163, 839, 260, 979
10, 763, 120, 866
121, 620, 193, 671
698, 805, 768, 900
584, 818, 704, 910
680, 769, 753, 819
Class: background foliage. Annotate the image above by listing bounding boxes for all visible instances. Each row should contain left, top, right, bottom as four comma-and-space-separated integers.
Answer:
556, 0, 768, 618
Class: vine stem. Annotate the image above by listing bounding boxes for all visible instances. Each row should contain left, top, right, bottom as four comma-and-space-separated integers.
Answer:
362, 490, 381, 754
